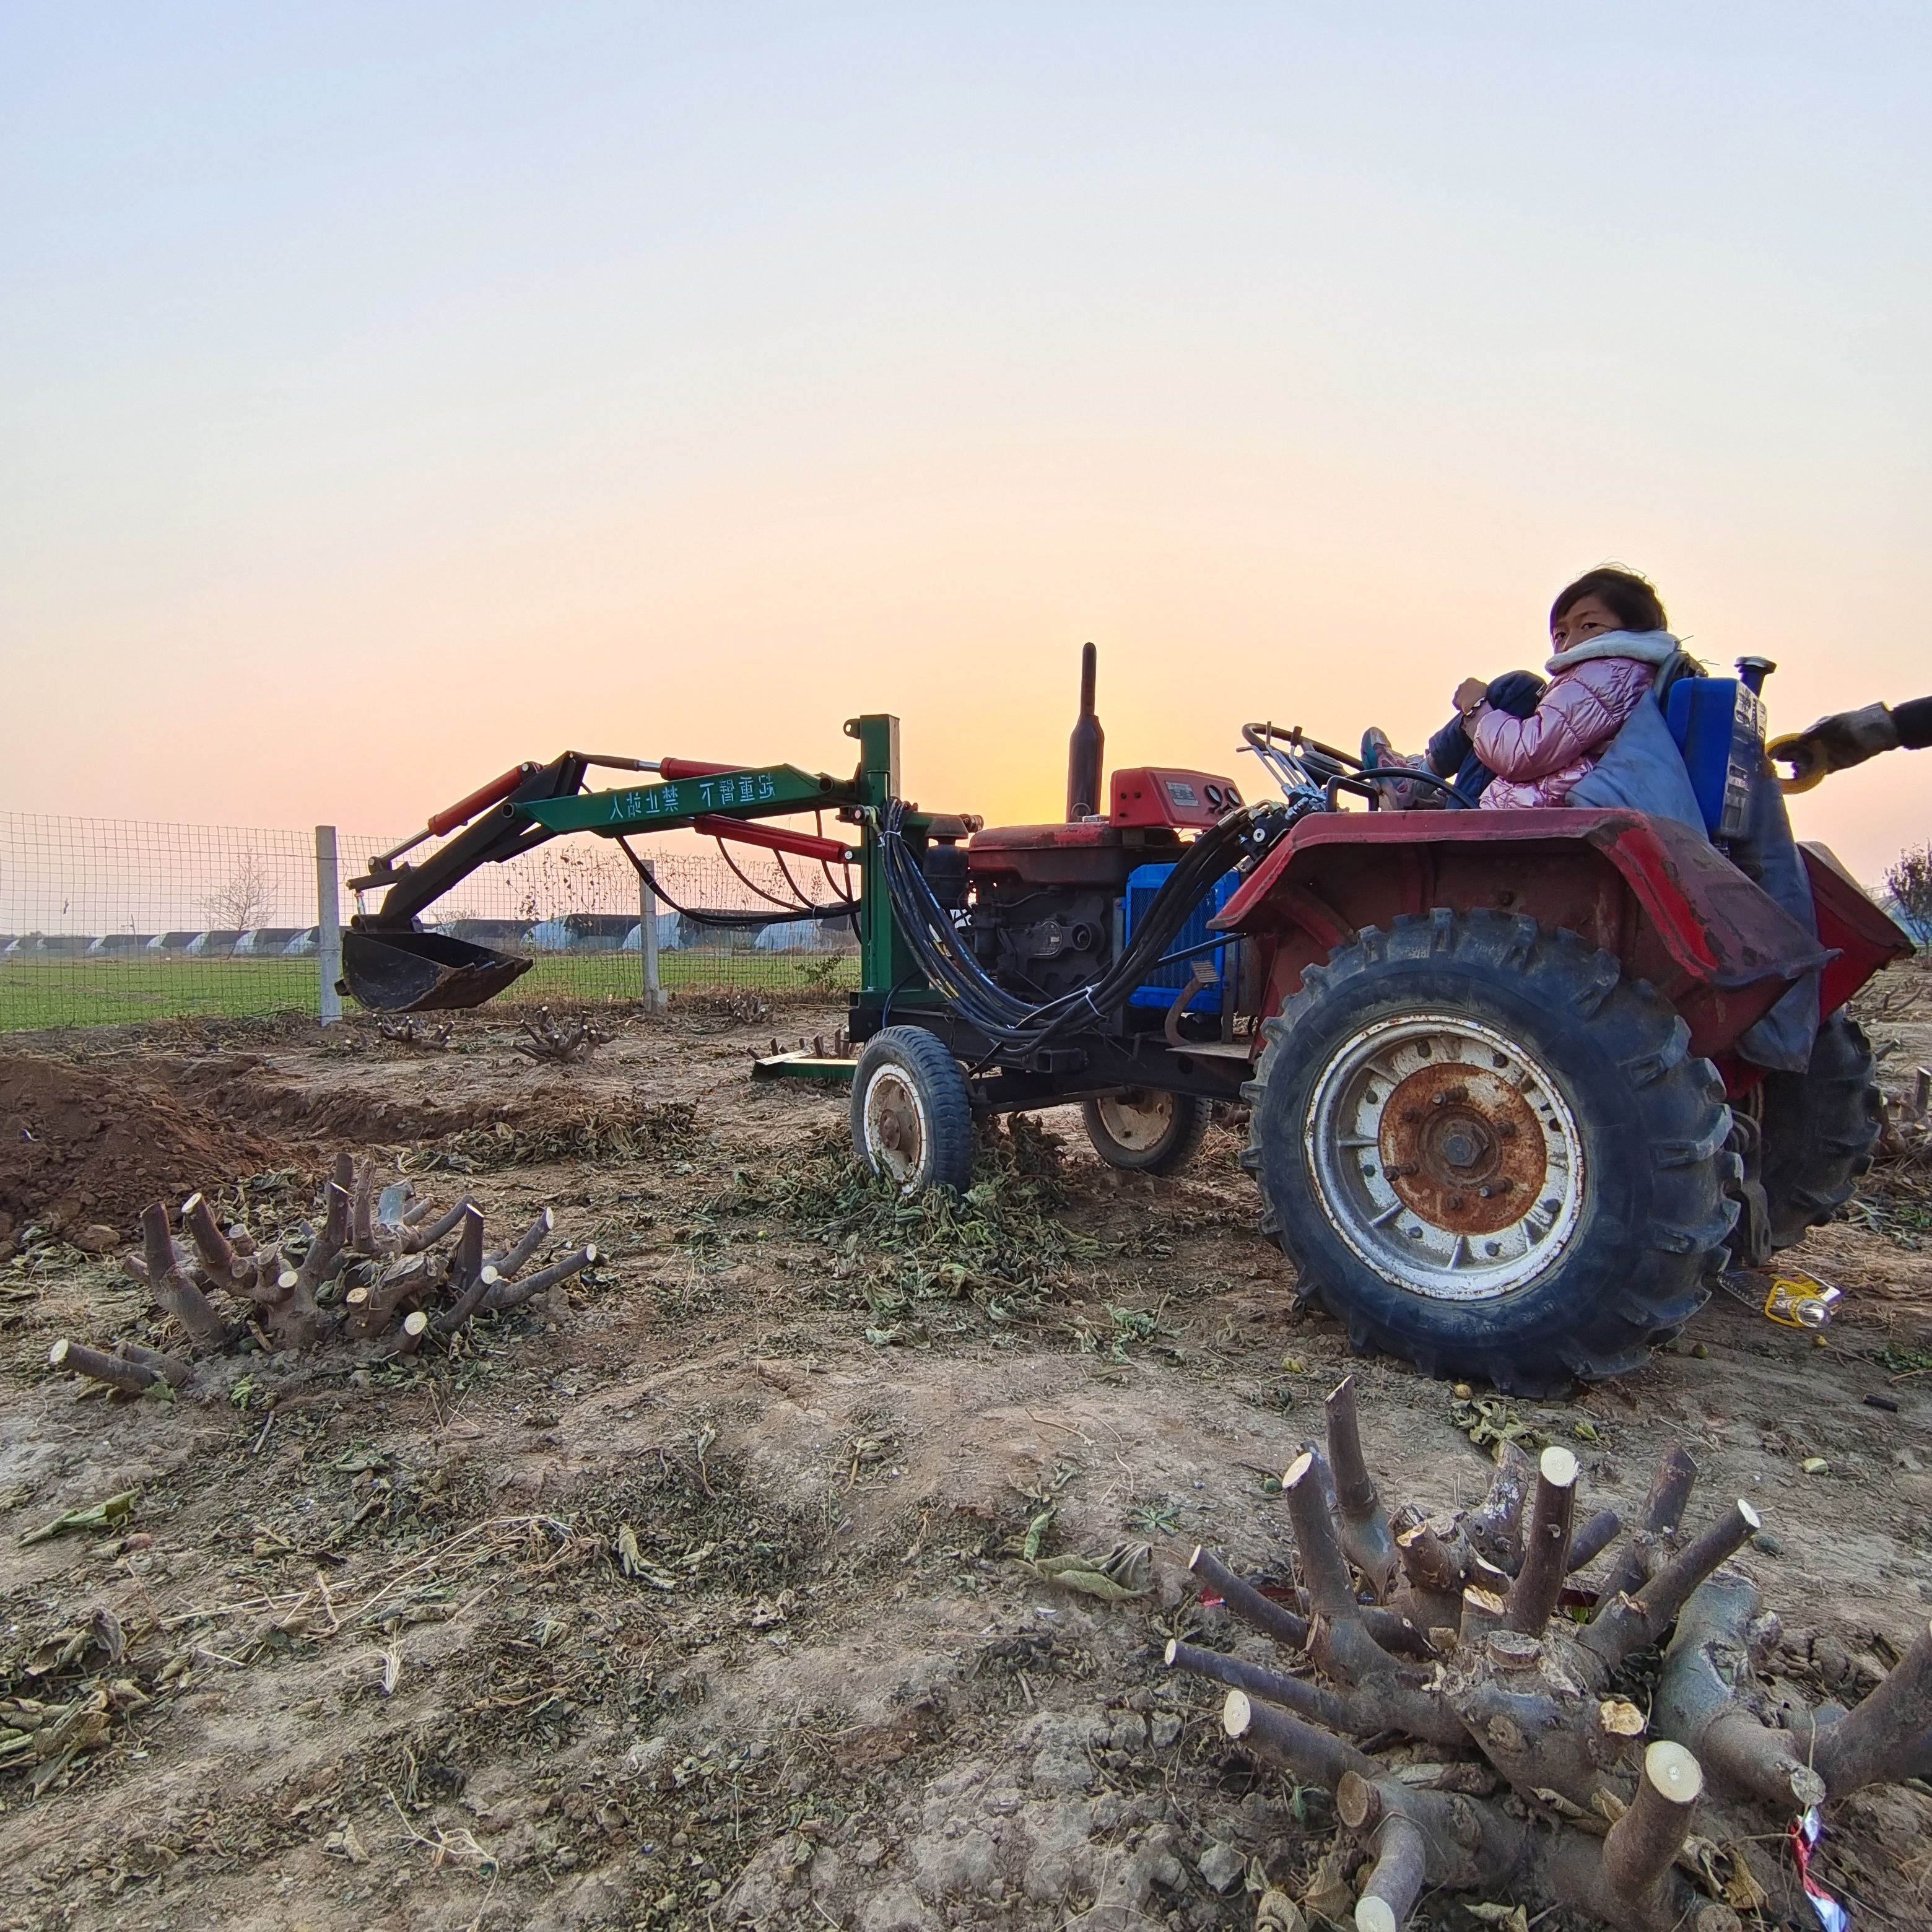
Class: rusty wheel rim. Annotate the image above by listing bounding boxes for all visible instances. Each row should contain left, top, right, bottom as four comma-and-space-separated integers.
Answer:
1304, 1012, 1585, 1301
1094, 1089, 1178, 1153
862, 1064, 931, 1193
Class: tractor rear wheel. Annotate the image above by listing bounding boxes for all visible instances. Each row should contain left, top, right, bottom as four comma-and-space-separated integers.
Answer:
1758, 1013, 1882, 1250
850, 1027, 975, 1197
1081, 1089, 1212, 1175
1243, 910, 1736, 1395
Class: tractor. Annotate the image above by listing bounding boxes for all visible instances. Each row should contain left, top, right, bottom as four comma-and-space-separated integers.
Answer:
340, 644, 1912, 1393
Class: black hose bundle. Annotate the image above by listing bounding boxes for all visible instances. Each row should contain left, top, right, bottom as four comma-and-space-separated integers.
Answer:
644, 873, 856, 931
875, 799, 1256, 1054
613, 833, 857, 931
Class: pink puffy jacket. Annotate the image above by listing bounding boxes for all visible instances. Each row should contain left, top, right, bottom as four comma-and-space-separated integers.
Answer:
1471, 655, 1657, 809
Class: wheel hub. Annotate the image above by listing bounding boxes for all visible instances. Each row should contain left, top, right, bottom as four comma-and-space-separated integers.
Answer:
1379, 1061, 1549, 1236
1093, 1088, 1177, 1153
1303, 1013, 1586, 1302
864, 1068, 931, 1188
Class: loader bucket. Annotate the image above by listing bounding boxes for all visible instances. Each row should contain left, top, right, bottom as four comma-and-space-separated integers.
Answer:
339, 928, 534, 1013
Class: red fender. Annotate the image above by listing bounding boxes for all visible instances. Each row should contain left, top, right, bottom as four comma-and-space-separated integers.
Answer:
1213, 807, 1900, 1064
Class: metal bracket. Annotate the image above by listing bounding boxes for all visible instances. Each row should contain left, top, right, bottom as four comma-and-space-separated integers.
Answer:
1165, 959, 1220, 1047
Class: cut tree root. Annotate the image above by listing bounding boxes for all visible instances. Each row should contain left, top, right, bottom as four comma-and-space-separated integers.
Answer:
513, 1006, 607, 1063
117, 1340, 191, 1387
1177, 1381, 1932, 1931
46, 1339, 165, 1396
376, 1014, 453, 1049
1325, 1377, 1398, 1598
1504, 1444, 1578, 1635
484, 1245, 596, 1313
50, 1155, 596, 1403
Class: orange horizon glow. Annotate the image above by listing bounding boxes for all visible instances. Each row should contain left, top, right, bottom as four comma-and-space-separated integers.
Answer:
3, 9, 1927, 889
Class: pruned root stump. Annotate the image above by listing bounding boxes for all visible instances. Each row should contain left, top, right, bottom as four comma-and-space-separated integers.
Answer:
1168, 1372, 1931, 1932
513, 1006, 607, 1063
48, 1155, 598, 1401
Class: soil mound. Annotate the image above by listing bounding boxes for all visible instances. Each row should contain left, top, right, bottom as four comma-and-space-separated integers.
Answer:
179, 1060, 698, 1156
0, 1055, 285, 1240
184, 1062, 498, 1144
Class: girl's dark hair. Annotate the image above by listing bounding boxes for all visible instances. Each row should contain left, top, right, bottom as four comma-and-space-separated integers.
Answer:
1550, 567, 1668, 635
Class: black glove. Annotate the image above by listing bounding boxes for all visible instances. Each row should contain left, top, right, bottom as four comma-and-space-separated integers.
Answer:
1770, 702, 1901, 792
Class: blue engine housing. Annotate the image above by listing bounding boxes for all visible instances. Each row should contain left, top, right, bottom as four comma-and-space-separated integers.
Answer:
1666, 676, 1765, 842
1123, 864, 1238, 1013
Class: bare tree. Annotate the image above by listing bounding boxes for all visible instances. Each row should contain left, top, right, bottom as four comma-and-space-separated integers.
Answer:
512, 844, 639, 923
1886, 842, 1932, 926
201, 851, 277, 931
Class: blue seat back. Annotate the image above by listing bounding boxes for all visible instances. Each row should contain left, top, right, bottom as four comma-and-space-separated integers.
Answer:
1664, 676, 1765, 841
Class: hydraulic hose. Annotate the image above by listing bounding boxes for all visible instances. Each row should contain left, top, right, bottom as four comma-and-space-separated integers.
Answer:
874, 799, 1259, 1053
614, 832, 856, 931
641, 872, 856, 931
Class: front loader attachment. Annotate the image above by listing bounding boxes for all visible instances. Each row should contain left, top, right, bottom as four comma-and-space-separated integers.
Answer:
340, 744, 869, 1016
339, 928, 534, 1013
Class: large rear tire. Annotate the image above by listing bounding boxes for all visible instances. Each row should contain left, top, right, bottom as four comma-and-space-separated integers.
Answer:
1242, 910, 1736, 1395
1759, 1013, 1882, 1250
1081, 1089, 1212, 1175
850, 1027, 975, 1197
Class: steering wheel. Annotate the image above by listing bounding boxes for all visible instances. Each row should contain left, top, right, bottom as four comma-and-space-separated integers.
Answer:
1241, 721, 1479, 814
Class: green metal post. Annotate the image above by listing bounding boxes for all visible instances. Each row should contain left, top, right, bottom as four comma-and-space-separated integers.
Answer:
845, 714, 925, 1001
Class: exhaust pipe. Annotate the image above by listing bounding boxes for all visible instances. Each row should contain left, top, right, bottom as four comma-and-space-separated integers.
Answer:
1066, 641, 1105, 820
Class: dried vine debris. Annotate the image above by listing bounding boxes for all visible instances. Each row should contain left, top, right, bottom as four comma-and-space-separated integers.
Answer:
1170, 1374, 1932, 1932
46, 1152, 596, 1395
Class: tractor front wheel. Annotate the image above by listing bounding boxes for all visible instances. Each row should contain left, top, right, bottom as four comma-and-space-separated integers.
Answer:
1244, 911, 1736, 1395
850, 1026, 975, 1196
1081, 1089, 1212, 1175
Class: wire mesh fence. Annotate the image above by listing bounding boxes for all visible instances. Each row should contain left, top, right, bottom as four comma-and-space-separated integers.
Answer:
0, 812, 858, 1033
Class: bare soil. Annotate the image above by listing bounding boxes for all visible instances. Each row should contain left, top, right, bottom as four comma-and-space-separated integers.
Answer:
2, 978, 1930, 1932
0, 1057, 283, 1242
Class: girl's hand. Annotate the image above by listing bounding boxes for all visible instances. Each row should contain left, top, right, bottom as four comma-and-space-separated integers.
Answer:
1453, 677, 1488, 715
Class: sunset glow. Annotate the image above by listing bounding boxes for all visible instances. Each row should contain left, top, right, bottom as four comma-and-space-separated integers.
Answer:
4, 6, 1928, 881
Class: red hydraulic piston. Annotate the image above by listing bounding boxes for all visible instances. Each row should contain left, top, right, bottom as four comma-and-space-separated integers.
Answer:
428, 764, 537, 837
660, 756, 741, 780
694, 815, 855, 864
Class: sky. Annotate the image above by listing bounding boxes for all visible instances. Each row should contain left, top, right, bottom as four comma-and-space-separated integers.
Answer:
2, 2, 1929, 885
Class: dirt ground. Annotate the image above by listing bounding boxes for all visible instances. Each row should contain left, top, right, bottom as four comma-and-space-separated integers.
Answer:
2, 973, 1930, 1932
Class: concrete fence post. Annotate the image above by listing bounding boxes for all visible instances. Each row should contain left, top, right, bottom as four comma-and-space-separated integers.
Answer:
315, 825, 342, 1025
640, 862, 665, 1012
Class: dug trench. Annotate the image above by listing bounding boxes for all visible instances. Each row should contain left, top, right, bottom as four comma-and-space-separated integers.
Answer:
0, 983, 1929, 1932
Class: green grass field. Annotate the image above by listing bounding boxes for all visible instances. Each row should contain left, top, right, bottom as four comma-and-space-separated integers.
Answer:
0, 950, 859, 1033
